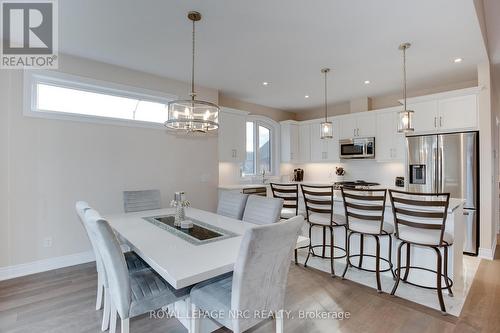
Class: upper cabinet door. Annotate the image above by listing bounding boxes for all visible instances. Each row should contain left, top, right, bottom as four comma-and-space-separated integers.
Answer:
339, 117, 357, 139
438, 95, 478, 131
409, 100, 439, 133
309, 122, 324, 162
375, 111, 396, 161
218, 110, 246, 162
289, 124, 300, 163
299, 124, 311, 163
356, 113, 376, 137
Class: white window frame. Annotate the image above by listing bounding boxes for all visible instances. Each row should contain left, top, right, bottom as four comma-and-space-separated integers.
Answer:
242, 115, 280, 177
23, 70, 177, 129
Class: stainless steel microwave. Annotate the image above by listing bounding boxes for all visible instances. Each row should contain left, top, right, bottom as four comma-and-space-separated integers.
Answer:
339, 137, 375, 159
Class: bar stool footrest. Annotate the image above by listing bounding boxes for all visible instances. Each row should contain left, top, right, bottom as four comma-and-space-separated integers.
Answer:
394, 265, 454, 290
347, 254, 393, 273
310, 245, 347, 260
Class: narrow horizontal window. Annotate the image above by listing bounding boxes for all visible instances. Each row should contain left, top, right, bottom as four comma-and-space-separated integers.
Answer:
24, 71, 175, 127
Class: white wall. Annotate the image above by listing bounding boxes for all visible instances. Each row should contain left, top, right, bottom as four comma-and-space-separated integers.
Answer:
0, 55, 219, 268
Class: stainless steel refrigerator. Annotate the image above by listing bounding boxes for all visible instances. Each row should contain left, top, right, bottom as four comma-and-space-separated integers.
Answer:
406, 132, 479, 255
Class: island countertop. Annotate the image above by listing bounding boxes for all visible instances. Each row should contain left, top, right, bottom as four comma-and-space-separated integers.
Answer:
218, 182, 465, 213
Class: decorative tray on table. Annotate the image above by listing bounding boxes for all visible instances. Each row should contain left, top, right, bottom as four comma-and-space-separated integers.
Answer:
142, 214, 239, 245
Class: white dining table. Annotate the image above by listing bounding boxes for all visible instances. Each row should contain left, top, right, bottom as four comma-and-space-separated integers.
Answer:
105, 207, 256, 289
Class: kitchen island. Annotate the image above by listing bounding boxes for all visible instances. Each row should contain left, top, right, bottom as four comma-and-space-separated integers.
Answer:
219, 183, 466, 291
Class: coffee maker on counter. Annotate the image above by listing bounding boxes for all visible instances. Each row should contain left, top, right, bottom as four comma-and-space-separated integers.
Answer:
292, 168, 304, 182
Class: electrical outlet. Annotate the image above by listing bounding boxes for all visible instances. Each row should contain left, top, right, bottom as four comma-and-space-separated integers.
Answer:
43, 237, 52, 248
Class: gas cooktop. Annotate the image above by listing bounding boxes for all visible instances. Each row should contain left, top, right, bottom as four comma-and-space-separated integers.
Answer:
333, 180, 380, 189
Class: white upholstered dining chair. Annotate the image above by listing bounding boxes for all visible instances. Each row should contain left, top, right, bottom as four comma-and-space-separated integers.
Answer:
84, 208, 191, 333
190, 215, 304, 333
216, 191, 249, 220
242, 195, 284, 225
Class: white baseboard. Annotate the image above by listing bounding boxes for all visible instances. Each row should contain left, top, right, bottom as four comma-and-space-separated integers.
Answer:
478, 236, 498, 260
0, 251, 95, 282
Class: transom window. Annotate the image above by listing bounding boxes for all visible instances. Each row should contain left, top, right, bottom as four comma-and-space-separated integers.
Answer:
243, 120, 273, 176
24, 71, 175, 127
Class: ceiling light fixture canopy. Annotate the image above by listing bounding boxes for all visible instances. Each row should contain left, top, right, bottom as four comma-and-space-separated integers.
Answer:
165, 11, 219, 133
397, 42, 414, 133
320, 68, 333, 139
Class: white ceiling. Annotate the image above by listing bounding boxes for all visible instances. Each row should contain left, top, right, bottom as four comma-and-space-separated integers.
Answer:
59, 0, 487, 112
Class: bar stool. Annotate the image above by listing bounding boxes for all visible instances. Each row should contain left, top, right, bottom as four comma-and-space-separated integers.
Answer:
270, 183, 308, 264
340, 188, 395, 293
389, 190, 453, 314
301, 184, 347, 277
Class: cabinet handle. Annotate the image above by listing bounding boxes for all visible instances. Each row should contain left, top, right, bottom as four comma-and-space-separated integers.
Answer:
353, 128, 356, 136
434, 117, 437, 128
439, 116, 443, 127
232, 149, 237, 158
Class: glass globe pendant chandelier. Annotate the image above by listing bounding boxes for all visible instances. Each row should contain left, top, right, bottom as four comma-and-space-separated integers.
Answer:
320, 68, 333, 139
165, 11, 219, 133
397, 42, 414, 133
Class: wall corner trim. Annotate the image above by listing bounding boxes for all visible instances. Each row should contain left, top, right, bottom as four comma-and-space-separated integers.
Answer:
478, 235, 497, 260
0, 251, 96, 282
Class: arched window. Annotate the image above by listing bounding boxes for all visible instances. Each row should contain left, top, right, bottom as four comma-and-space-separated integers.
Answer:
242, 115, 279, 177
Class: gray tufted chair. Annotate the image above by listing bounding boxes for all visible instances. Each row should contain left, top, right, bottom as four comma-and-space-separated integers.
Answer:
83, 208, 190, 333
190, 215, 304, 333
217, 191, 249, 220
242, 195, 284, 225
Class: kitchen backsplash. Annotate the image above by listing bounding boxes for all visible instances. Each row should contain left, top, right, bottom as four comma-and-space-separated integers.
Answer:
294, 160, 405, 185
220, 161, 404, 186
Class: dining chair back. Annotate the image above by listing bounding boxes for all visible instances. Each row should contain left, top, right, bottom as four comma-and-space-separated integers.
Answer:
232, 215, 304, 332
217, 191, 249, 220
85, 209, 131, 321
123, 189, 161, 213
242, 195, 283, 225
75, 201, 108, 312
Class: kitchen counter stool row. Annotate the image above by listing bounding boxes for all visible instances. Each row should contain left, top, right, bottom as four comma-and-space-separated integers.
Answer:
269, 183, 454, 314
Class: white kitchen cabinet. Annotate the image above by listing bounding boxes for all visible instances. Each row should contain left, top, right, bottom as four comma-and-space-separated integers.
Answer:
376, 109, 405, 162
218, 108, 248, 162
410, 100, 439, 133
280, 121, 300, 163
438, 94, 477, 131
310, 120, 340, 162
299, 123, 311, 163
339, 113, 376, 139
409, 92, 478, 134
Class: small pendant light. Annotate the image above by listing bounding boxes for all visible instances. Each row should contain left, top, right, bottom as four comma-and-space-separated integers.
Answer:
397, 43, 414, 133
165, 11, 219, 133
320, 68, 333, 139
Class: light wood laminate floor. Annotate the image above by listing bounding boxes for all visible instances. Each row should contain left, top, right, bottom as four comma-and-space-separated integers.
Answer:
1, 245, 499, 333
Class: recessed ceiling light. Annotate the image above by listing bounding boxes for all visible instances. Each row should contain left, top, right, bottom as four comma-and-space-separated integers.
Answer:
364, 80, 371, 84
305, 95, 310, 98
262, 81, 269, 86
454, 58, 463, 63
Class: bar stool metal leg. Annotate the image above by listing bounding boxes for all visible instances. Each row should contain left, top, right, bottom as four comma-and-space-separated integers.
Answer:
443, 246, 453, 297
374, 235, 382, 292
402, 243, 411, 282
330, 226, 335, 277
391, 241, 406, 295
433, 246, 446, 313
341, 232, 353, 279
388, 234, 396, 279
303, 224, 313, 268
359, 234, 364, 267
